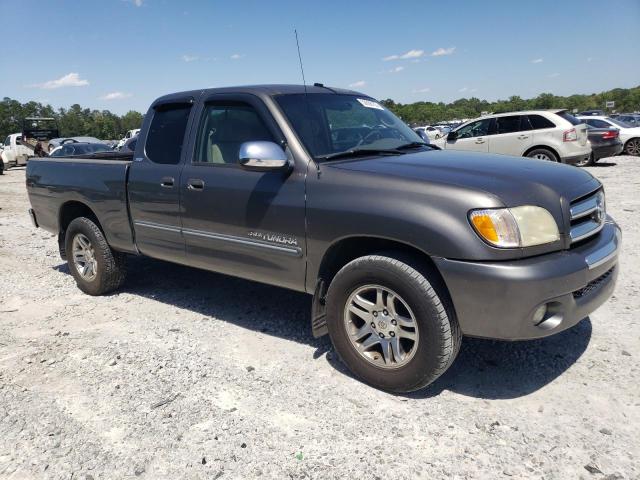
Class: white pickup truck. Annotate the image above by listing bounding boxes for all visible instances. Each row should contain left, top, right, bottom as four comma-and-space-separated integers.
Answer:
116, 129, 141, 149
1, 133, 32, 169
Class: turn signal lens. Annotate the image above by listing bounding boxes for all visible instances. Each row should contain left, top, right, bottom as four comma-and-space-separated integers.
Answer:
471, 214, 499, 242
469, 209, 520, 248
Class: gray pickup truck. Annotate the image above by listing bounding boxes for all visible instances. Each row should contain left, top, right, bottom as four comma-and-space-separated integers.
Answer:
26, 85, 621, 392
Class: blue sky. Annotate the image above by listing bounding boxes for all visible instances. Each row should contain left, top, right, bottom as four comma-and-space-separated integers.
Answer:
2, 0, 639, 114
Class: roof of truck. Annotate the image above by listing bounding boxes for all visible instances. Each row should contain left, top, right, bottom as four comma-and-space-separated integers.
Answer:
151, 84, 366, 107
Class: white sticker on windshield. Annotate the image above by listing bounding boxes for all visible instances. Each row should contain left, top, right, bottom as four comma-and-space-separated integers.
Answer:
357, 98, 384, 110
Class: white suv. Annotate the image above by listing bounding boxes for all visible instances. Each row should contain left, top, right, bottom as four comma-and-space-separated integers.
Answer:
436, 110, 591, 164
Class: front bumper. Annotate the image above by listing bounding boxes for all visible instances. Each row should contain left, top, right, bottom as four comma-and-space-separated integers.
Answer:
434, 218, 621, 340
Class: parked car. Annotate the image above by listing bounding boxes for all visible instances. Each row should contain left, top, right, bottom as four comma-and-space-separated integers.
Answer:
578, 110, 605, 116
119, 135, 139, 153
117, 129, 141, 149
577, 116, 640, 156
48, 136, 105, 153
414, 125, 442, 140
26, 85, 620, 393
2, 133, 32, 168
433, 124, 452, 136
613, 114, 640, 128
436, 110, 591, 164
48, 142, 113, 157
580, 126, 623, 166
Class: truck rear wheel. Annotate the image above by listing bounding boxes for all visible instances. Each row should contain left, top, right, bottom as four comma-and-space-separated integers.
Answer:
65, 217, 127, 296
325, 254, 461, 393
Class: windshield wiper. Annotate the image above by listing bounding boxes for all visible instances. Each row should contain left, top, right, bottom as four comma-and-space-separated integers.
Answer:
317, 148, 405, 161
395, 141, 436, 150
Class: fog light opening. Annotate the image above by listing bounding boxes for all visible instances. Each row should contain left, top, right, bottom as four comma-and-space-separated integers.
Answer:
532, 304, 548, 325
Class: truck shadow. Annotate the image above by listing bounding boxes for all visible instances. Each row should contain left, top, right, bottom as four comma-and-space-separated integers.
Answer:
54, 256, 592, 400
405, 318, 592, 400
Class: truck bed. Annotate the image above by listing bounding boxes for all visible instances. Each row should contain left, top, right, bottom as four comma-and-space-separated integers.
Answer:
26, 155, 137, 254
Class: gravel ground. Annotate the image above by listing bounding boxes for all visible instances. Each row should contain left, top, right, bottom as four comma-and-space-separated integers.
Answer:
0, 157, 639, 480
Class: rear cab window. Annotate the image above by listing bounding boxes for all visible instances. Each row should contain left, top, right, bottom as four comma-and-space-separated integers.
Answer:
145, 103, 192, 164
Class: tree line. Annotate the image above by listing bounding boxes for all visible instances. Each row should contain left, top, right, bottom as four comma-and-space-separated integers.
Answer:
380, 85, 640, 125
0, 97, 144, 141
2, 85, 639, 140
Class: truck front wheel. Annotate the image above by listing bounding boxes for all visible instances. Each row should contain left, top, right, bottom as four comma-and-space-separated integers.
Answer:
325, 254, 461, 393
65, 217, 127, 295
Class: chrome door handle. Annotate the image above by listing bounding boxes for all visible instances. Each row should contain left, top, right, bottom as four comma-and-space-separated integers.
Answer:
187, 178, 205, 191
160, 176, 175, 188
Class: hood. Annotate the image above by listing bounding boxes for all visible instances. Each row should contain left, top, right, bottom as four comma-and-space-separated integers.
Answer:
328, 149, 601, 225
329, 149, 599, 203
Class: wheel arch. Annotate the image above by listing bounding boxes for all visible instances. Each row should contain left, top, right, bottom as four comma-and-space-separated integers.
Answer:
57, 201, 104, 260
523, 144, 561, 162
310, 235, 450, 338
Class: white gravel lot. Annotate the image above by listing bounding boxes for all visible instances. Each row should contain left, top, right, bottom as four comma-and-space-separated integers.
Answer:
0, 157, 639, 480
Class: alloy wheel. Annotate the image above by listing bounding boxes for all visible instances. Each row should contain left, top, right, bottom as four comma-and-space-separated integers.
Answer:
626, 139, 640, 156
72, 233, 98, 281
343, 284, 419, 369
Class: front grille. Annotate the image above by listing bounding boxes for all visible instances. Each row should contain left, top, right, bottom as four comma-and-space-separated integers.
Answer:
569, 189, 605, 244
573, 267, 614, 299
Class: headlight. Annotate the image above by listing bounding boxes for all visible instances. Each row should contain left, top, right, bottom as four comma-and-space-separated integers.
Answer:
469, 206, 559, 248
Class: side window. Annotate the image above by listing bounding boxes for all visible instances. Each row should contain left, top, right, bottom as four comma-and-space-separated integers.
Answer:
456, 118, 492, 139
194, 102, 274, 165
62, 145, 74, 156
528, 115, 556, 130
4, 137, 10, 147
495, 115, 522, 135
586, 119, 610, 128
146, 104, 192, 164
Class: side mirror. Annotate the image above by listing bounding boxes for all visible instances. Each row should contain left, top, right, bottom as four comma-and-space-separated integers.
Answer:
447, 131, 458, 141
239, 141, 290, 172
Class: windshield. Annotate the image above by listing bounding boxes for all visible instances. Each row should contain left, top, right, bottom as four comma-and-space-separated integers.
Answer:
275, 94, 423, 158
607, 118, 633, 128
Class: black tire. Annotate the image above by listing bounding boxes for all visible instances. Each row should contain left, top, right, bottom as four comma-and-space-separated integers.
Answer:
325, 253, 461, 393
575, 152, 594, 167
526, 148, 559, 162
65, 217, 127, 295
624, 138, 640, 156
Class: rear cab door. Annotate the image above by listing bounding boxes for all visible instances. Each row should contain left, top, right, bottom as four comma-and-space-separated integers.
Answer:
488, 115, 533, 156
443, 118, 492, 152
128, 96, 196, 263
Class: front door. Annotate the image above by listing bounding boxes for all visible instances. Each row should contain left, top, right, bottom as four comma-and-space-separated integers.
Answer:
444, 118, 492, 152
128, 100, 194, 262
180, 94, 307, 291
